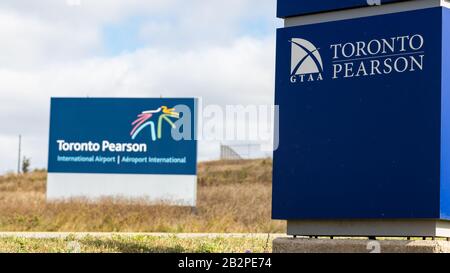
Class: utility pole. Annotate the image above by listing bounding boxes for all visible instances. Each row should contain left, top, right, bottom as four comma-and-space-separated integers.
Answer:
17, 134, 21, 174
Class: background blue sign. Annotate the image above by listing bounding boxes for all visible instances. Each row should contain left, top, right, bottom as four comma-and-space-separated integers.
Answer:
48, 98, 197, 175
277, 0, 408, 18
273, 8, 449, 220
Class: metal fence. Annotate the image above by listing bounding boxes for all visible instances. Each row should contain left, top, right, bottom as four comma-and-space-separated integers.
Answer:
220, 143, 272, 160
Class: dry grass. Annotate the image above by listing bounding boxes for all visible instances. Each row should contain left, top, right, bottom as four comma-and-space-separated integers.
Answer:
0, 159, 284, 233
0, 235, 273, 253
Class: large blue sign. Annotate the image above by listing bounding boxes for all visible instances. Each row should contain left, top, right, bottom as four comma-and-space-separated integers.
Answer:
277, 0, 407, 18
273, 7, 450, 220
48, 98, 197, 175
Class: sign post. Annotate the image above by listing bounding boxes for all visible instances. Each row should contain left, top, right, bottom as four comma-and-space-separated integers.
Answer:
273, 0, 450, 239
47, 98, 198, 206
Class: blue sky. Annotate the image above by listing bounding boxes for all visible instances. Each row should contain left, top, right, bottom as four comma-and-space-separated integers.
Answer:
101, 5, 279, 56
103, 16, 148, 56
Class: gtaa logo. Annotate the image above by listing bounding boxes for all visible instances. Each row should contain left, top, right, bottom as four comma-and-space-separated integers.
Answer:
290, 38, 324, 83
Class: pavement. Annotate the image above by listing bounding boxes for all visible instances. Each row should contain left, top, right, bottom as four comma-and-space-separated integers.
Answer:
273, 237, 450, 253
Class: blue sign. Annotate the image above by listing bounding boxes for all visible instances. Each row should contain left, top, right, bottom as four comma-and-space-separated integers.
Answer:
273, 7, 450, 220
48, 98, 197, 175
277, 0, 406, 18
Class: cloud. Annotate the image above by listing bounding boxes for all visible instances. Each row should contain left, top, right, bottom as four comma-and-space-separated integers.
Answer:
0, 10, 101, 69
0, 0, 174, 24
0, 36, 275, 172
0, 1, 279, 173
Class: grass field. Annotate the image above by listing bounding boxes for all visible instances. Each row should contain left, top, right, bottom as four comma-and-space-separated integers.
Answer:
0, 234, 274, 253
0, 159, 284, 234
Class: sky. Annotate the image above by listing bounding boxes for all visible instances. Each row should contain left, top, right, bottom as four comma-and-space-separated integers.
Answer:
0, 0, 281, 173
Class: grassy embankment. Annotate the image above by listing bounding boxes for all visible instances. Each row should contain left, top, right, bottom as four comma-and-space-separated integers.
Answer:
0, 159, 283, 252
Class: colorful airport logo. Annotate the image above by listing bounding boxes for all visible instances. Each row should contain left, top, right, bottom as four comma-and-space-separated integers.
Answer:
131, 106, 180, 141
